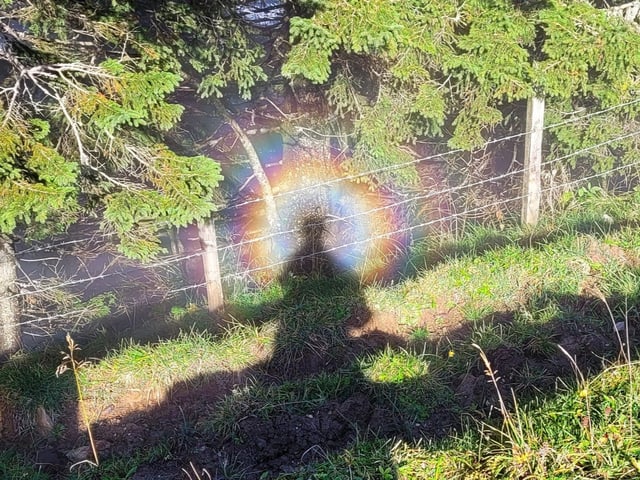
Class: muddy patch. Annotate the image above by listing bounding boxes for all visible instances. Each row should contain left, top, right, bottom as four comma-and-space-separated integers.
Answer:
223, 393, 388, 475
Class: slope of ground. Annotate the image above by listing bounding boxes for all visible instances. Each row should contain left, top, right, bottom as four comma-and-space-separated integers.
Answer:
1, 190, 640, 479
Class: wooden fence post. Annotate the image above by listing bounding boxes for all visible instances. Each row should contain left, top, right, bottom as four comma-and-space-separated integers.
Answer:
521, 96, 545, 226
0, 235, 20, 357
198, 218, 224, 313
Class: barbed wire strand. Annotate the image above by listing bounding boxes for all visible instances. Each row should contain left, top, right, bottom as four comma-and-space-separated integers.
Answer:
10, 130, 640, 300
163, 158, 640, 290
10, 250, 206, 299
16, 298, 157, 329
545, 97, 640, 131
16, 157, 640, 329
215, 129, 640, 252
16, 308, 106, 329
15, 226, 107, 256
221, 97, 640, 213
13, 97, 640, 258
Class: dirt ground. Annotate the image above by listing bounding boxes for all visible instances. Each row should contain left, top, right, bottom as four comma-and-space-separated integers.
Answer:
21, 289, 629, 480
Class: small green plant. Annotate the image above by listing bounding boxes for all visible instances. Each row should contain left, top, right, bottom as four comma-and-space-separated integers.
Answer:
169, 305, 188, 320
409, 326, 429, 343
473, 343, 557, 478
576, 184, 605, 200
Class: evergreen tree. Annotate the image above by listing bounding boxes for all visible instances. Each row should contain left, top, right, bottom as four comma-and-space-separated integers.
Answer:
4, 0, 638, 354
282, 0, 640, 185
0, 1, 259, 354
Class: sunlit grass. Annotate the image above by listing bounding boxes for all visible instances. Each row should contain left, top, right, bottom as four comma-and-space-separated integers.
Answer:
79, 323, 273, 414
367, 191, 640, 336
2, 190, 640, 478
360, 347, 453, 420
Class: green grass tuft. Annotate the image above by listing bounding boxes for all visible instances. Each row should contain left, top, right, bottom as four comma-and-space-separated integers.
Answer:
0, 450, 50, 480
0, 352, 73, 412
360, 347, 453, 420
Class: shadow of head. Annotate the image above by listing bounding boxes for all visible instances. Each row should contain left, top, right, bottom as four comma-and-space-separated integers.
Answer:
280, 211, 335, 280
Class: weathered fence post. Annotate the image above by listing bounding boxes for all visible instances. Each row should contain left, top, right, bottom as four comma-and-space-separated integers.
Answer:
198, 218, 224, 313
0, 235, 20, 357
521, 96, 545, 226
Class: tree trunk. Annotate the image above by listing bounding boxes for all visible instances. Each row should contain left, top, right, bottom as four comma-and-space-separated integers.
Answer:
608, 1, 640, 24
214, 100, 281, 231
0, 235, 20, 357
198, 218, 224, 314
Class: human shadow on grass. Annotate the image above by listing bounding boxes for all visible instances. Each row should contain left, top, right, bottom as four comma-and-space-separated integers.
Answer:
63, 213, 408, 478
204, 290, 639, 479
3, 212, 640, 478
68, 218, 640, 478
0, 212, 397, 476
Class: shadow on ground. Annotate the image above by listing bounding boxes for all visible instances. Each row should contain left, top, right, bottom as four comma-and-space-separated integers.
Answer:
1, 212, 639, 479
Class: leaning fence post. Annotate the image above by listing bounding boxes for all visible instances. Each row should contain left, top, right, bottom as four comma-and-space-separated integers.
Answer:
521, 96, 545, 226
198, 218, 224, 313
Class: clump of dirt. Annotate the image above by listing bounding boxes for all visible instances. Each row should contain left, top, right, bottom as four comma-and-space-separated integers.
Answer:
418, 302, 466, 338
468, 319, 622, 413
346, 310, 407, 353
223, 393, 391, 475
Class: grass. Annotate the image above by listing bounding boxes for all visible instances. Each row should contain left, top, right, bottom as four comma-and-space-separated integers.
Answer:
0, 352, 73, 412
68, 442, 174, 480
78, 325, 268, 418
277, 437, 398, 480
206, 371, 359, 439
274, 362, 640, 479
2, 189, 640, 478
359, 347, 454, 421
0, 450, 50, 480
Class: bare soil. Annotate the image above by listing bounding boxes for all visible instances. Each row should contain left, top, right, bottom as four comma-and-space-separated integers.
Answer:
8, 244, 637, 480
25, 297, 629, 480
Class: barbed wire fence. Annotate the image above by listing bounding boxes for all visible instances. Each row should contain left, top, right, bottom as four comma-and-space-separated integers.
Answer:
12, 96, 640, 261
10, 97, 640, 345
